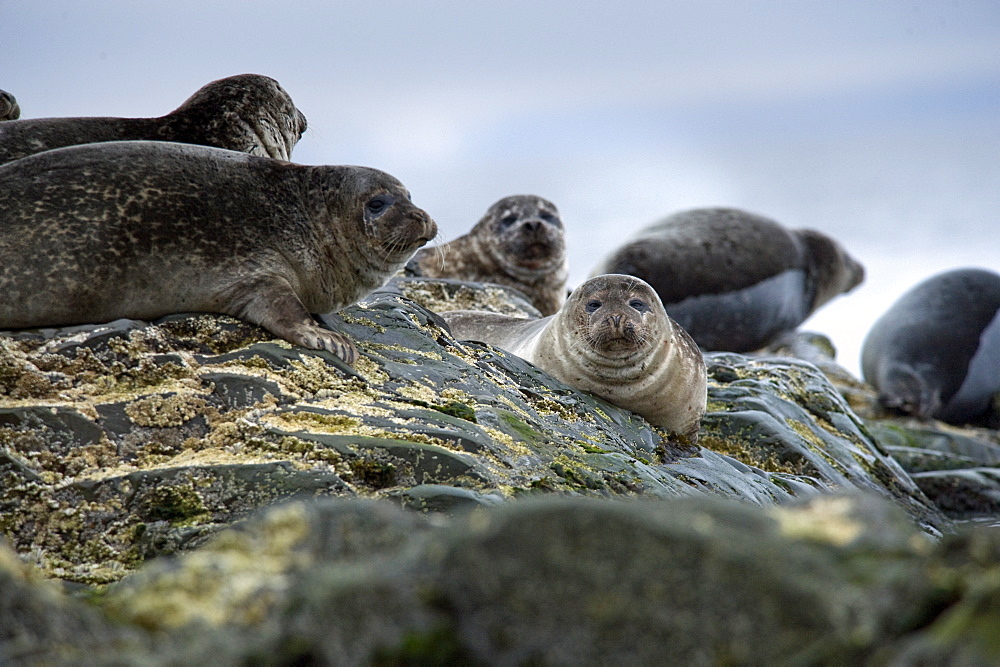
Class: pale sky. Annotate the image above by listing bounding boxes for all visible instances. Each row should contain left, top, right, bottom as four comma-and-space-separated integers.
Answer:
3, 1, 999, 374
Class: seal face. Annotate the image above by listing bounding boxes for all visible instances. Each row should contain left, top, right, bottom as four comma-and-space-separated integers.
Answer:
590, 207, 864, 352
409, 195, 568, 316
443, 274, 707, 439
0, 140, 436, 364
0, 73, 307, 165
0, 89, 19, 121
861, 268, 1000, 425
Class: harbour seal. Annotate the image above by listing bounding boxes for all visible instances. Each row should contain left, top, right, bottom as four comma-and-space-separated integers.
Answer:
0, 89, 19, 121
0, 140, 437, 364
591, 207, 864, 352
408, 195, 568, 316
861, 268, 1000, 425
0, 73, 306, 165
443, 274, 707, 439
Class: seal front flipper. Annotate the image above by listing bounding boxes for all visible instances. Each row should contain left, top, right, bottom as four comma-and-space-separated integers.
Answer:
226, 276, 358, 365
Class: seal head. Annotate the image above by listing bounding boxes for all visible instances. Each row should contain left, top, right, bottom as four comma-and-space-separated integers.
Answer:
409, 195, 568, 315
0, 73, 307, 165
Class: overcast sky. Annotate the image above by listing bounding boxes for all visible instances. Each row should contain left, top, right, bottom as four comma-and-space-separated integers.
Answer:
3, 1, 999, 374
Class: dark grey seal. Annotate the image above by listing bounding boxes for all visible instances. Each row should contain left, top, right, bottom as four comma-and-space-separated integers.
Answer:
861, 268, 1000, 425
0, 140, 437, 365
0, 73, 306, 165
591, 207, 864, 352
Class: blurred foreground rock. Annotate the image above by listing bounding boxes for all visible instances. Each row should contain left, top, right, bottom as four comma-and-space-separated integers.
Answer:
4, 493, 1000, 664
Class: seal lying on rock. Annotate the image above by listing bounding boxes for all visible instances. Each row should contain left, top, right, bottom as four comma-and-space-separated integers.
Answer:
862, 268, 1000, 425
443, 274, 706, 439
0, 73, 306, 164
408, 195, 568, 316
590, 207, 864, 352
0, 140, 436, 364
0, 89, 19, 121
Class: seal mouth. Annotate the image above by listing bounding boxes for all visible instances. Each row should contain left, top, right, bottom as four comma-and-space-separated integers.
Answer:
585, 327, 647, 356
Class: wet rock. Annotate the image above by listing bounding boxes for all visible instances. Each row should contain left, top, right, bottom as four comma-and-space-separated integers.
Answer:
0, 285, 948, 583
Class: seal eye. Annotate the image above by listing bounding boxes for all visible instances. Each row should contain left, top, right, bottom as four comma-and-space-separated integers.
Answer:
629, 299, 647, 312
499, 215, 519, 230
366, 195, 394, 218
586, 300, 601, 313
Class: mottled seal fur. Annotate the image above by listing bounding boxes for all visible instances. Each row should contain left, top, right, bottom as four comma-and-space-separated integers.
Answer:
408, 195, 568, 316
0, 89, 19, 121
0, 73, 306, 165
443, 274, 706, 439
0, 140, 436, 364
861, 268, 1000, 425
591, 207, 864, 352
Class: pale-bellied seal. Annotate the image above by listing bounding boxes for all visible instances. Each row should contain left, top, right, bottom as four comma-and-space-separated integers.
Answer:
0, 73, 306, 165
590, 207, 864, 352
0, 140, 437, 365
0, 89, 19, 121
408, 195, 568, 316
443, 274, 707, 439
861, 268, 1000, 425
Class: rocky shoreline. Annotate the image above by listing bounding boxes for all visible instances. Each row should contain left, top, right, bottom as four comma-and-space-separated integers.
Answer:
3, 278, 1000, 662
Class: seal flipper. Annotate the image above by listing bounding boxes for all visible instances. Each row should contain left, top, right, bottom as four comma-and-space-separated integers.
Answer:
225, 275, 358, 364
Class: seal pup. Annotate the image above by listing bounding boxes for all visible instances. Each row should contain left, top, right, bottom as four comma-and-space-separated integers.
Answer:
408, 195, 568, 316
591, 207, 864, 352
861, 268, 1000, 425
0, 73, 306, 165
0, 140, 437, 365
443, 274, 707, 439
0, 89, 19, 121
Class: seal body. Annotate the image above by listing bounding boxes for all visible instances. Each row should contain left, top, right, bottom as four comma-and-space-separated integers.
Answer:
409, 195, 568, 316
0, 89, 19, 121
0, 140, 436, 364
0, 73, 306, 164
591, 207, 864, 352
861, 268, 1000, 425
443, 274, 707, 438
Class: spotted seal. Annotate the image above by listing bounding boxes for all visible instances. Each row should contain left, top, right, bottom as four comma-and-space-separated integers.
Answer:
408, 195, 568, 316
590, 207, 864, 352
0, 140, 437, 364
0, 89, 19, 121
0, 73, 306, 165
861, 268, 1000, 425
443, 274, 706, 439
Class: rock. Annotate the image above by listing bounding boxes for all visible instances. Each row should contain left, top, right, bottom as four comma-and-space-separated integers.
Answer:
0, 285, 951, 583
7, 494, 1000, 664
